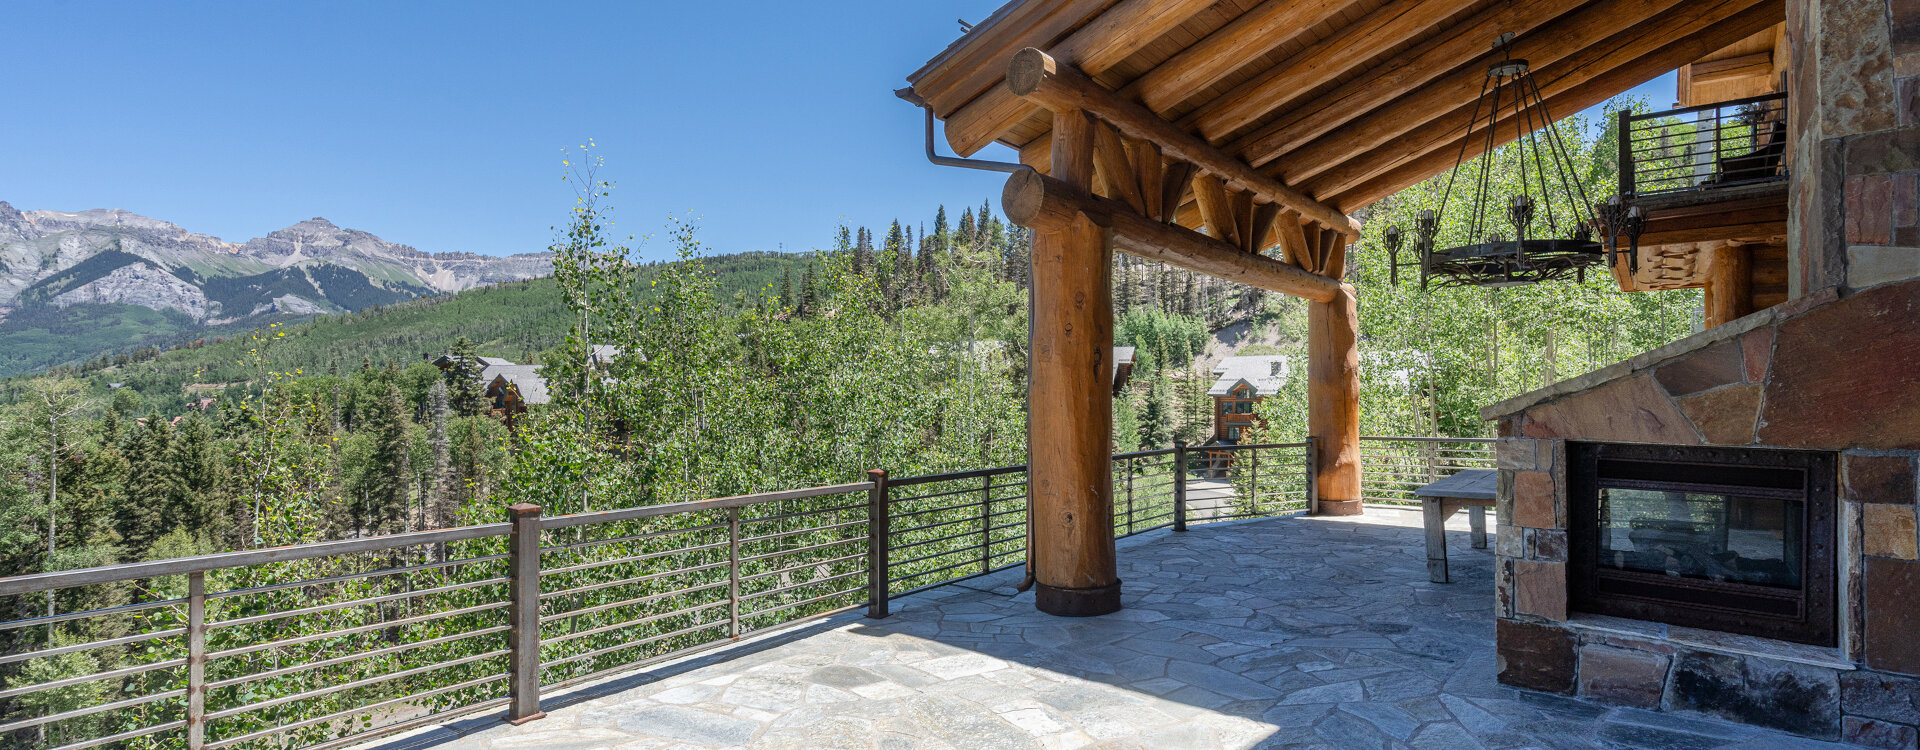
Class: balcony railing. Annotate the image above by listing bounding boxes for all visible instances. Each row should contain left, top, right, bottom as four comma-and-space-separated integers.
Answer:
1359, 436, 1496, 505
0, 441, 1317, 750
1618, 92, 1789, 200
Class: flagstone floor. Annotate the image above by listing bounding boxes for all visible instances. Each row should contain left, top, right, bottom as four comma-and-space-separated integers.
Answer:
365, 509, 1863, 750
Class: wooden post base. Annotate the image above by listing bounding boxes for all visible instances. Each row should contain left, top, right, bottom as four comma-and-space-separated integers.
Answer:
1315, 499, 1363, 516
1035, 580, 1123, 617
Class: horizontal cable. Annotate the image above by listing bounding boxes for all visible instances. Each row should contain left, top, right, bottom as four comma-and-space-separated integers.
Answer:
540, 559, 732, 601
208, 625, 509, 690
541, 618, 728, 669
202, 648, 508, 721
541, 482, 873, 530
541, 599, 730, 646
540, 539, 729, 578
739, 536, 863, 565
739, 551, 867, 584
0, 627, 185, 666
45, 719, 187, 750
0, 523, 513, 598
543, 580, 729, 623
0, 687, 187, 733
0, 656, 185, 700
539, 522, 725, 554
209, 576, 508, 629
204, 675, 508, 750
207, 553, 508, 602
209, 599, 510, 660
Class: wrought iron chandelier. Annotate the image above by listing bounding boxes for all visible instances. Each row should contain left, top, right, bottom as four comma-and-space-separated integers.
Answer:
1379, 35, 1606, 288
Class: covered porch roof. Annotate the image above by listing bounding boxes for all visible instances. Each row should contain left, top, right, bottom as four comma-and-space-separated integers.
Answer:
903, 0, 1785, 217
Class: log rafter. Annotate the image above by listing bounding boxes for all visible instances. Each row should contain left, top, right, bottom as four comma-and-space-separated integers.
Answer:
1007, 47, 1362, 237
940, 0, 1221, 156
1179, 0, 1482, 145
1323, 0, 1783, 209
1224, 0, 1593, 170
1266, 0, 1695, 187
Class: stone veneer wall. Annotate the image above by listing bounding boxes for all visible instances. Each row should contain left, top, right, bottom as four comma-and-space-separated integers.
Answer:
1483, 279, 1920, 747
1790, 0, 1920, 296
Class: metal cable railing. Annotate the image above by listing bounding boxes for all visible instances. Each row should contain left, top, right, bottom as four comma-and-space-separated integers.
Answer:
0, 440, 1323, 750
1359, 436, 1496, 505
1619, 92, 1788, 199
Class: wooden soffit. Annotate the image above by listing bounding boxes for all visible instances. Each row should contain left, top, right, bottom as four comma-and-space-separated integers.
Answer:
904, 0, 1787, 219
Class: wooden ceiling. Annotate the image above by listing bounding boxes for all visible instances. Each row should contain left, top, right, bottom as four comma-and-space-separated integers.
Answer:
905, 0, 1786, 220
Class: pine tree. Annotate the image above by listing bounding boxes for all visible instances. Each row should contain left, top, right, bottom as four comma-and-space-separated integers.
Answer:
780, 266, 794, 310
119, 416, 179, 556
170, 415, 224, 541
444, 338, 488, 417
854, 227, 874, 275
958, 208, 977, 252
427, 381, 452, 531
361, 383, 412, 536
932, 205, 950, 256
800, 263, 818, 317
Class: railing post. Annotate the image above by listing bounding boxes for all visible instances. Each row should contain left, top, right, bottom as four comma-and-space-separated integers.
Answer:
866, 469, 890, 619
1618, 110, 1634, 197
1173, 440, 1188, 532
980, 473, 992, 574
506, 503, 545, 725
727, 506, 741, 638
1250, 447, 1260, 514
187, 571, 205, 750
1125, 457, 1136, 536
1306, 437, 1320, 515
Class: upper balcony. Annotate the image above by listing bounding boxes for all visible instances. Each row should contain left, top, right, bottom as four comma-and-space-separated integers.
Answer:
1603, 28, 1793, 327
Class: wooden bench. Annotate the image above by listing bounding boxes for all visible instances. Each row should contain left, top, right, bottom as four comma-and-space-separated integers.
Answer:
1414, 469, 1497, 583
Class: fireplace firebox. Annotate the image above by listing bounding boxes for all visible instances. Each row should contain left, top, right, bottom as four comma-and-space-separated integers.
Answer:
1568, 443, 1836, 646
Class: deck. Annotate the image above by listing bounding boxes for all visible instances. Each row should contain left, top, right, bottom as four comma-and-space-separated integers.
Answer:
361, 510, 1855, 750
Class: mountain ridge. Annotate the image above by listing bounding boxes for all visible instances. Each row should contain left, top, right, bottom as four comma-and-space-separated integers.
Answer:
0, 200, 554, 377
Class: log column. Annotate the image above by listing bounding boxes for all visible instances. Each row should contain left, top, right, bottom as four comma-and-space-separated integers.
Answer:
1029, 107, 1121, 616
1309, 284, 1363, 515
1703, 241, 1753, 328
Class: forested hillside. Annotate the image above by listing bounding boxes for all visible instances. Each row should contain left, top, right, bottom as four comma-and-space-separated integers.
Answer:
0, 252, 816, 414
0, 120, 1712, 747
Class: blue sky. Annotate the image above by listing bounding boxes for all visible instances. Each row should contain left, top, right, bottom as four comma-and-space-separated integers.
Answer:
3, 2, 1675, 261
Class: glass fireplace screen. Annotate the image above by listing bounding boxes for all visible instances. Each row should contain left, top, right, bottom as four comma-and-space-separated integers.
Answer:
1597, 488, 1803, 589
1569, 443, 1836, 646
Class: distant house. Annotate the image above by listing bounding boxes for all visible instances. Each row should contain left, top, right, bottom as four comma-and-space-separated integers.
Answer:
1112, 346, 1136, 396
485, 364, 549, 418
1205, 355, 1291, 443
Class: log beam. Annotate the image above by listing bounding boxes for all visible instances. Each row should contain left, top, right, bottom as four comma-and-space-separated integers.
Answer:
1309, 283, 1363, 516
940, 0, 1219, 155
1007, 47, 1363, 237
1003, 170, 1342, 304
1225, 0, 1591, 169
1324, 0, 1783, 209
1028, 108, 1120, 617
1268, 0, 1693, 186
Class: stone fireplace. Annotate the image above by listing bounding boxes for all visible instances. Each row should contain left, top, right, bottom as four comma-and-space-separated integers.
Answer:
1483, 281, 1920, 743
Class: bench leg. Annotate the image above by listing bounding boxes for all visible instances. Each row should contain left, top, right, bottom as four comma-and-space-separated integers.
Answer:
1423, 498, 1449, 583
1469, 504, 1487, 549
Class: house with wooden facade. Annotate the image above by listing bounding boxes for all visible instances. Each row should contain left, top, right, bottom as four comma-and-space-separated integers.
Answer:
1206, 354, 1289, 443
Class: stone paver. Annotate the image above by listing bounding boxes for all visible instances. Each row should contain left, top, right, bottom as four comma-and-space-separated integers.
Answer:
362, 509, 1867, 750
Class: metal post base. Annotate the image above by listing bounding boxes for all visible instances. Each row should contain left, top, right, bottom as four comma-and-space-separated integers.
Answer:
1035, 580, 1123, 617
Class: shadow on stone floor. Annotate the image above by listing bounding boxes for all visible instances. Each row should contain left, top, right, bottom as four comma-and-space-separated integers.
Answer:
357, 511, 1864, 750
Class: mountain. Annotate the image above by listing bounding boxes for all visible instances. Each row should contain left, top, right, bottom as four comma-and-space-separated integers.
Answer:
0, 201, 553, 377
10, 251, 816, 414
